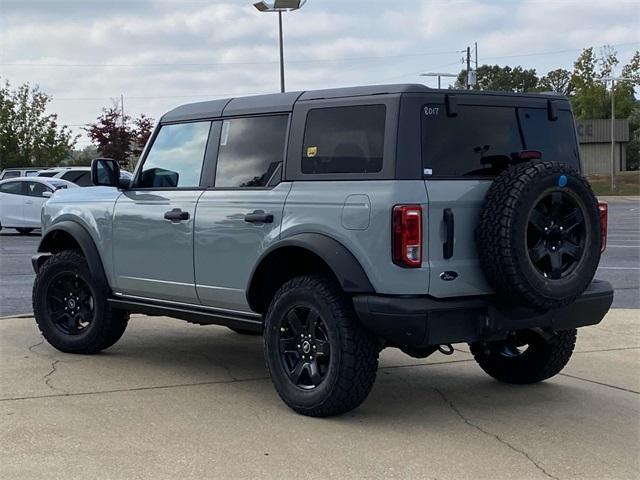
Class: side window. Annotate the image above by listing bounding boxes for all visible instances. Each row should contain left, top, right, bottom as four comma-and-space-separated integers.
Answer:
302, 105, 386, 174
26, 181, 51, 197
0, 181, 24, 195
37, 171, 58, 177
2, 171, 21, 179
215, 115, 288, 188
138, 121, 211, 188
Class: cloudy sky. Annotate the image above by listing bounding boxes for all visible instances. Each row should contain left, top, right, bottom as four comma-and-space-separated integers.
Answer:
1, 0, 639, 147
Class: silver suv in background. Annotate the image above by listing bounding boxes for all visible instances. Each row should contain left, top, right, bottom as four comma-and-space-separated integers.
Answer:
37, 167, 133, 187
31, 84, 613, 417
0, 167, 46, 180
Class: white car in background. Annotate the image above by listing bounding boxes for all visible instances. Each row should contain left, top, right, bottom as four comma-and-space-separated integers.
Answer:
0, 177, 77, 234
37, 166, 132, 187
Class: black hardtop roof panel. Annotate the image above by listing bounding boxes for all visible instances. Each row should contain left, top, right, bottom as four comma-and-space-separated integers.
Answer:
298, 83, 430, 101
160, 84, 569, 124
161, 98, 231, 123
223, 91, 303, 117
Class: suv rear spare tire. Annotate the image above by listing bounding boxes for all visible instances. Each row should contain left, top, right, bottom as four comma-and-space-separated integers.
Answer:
476, 161, 601, 309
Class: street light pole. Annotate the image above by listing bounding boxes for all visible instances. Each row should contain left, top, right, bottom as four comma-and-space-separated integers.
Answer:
610, 79, 615, 191
602, 76, 633, 191
419, 72, 458, 90
278, 11, 285, 92
254, 1, 306, 93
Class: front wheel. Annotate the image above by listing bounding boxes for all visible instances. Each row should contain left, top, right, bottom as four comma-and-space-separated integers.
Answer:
33, 250, 129, 354
264, 276, 379, 417
470, 329, 577, 384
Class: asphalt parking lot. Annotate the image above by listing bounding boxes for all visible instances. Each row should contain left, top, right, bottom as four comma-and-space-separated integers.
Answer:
1, 198, 638, 317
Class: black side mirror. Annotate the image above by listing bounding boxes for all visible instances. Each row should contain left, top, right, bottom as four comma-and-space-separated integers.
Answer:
91, 158, 121, 188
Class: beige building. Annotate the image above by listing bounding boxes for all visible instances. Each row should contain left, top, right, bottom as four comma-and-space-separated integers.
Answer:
576, 118, 630, 175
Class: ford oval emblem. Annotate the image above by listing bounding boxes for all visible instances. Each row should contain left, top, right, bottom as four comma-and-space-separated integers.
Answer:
440, 271, 458, 281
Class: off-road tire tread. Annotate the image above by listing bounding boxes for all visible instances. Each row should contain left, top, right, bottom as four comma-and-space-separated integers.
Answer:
265, 275, 379, 417
470, 329, 577, 384
476, 161, 599, 308
33, 250, 128, 354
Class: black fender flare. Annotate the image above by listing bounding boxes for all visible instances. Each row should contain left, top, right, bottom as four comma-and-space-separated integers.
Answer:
246, 233, 374, 311
35, 221, 110, 288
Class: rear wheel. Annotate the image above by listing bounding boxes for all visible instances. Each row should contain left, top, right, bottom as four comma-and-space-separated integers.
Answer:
33, 250, 129, 354
470, 329, 577, 384
264, 276, 379, 417
16, 228, 34, 235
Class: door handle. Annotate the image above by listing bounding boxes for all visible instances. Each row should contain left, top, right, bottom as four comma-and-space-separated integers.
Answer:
244, 210, 274, 224
443, 208, 454, 259
164, 208, 190, 222
25, 200, 33, 205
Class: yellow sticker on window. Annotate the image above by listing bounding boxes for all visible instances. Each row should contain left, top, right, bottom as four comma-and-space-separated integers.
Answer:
306, 146, 317, 157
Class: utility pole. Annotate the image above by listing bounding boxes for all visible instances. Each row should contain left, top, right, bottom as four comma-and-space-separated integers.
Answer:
466, 46, 471, 90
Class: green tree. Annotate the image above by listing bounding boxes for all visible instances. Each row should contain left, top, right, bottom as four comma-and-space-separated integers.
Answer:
538, 68, 573, 95
0, 79, 76, 170
570, 47, 639, 120
65, 145, 99, 166
455, 65, 538, 92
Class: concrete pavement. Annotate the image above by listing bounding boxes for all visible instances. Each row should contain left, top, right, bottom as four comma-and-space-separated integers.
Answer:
1, 310, 638, 479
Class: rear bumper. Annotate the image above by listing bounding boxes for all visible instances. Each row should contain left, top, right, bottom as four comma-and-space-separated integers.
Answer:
353, 280, 614, 348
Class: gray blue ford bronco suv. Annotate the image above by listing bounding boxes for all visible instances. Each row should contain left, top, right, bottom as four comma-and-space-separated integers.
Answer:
32, 84, 613, 417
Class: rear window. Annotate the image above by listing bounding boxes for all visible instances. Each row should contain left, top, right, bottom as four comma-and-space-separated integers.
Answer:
302, 105, 385, 174
422, 105, 580, 177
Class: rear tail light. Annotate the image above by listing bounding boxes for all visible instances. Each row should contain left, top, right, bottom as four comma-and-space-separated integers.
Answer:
392, 205, 422, 268
598, 202, 608, 253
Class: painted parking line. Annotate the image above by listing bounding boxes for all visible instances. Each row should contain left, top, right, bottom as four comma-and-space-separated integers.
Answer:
597, 266, 640, 270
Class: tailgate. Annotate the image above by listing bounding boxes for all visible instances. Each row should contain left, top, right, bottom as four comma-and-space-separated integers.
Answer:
425, 180, 493, 298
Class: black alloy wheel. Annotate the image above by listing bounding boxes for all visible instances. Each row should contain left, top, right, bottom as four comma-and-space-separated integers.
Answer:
278, 305, 331, 389
263, 275, 379, 417
46, 271, 95, 335
527, 190, 586, 280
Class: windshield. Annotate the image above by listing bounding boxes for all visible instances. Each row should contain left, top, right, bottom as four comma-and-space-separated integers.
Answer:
422, 104, 580, 177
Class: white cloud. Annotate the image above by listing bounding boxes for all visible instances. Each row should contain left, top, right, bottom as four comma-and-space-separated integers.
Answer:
0, 0, 638, 144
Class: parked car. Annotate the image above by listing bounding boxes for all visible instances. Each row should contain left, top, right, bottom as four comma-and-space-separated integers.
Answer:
32, 84, 613, 417
0, 167, 47, 180
0, 177, 77, 234
37, 166, 132, 187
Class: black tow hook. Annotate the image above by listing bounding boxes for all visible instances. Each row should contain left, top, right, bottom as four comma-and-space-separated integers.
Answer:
438, 344, 454, 355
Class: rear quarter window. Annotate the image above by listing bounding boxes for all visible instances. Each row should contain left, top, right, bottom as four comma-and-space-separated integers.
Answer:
302, 105, 385, 174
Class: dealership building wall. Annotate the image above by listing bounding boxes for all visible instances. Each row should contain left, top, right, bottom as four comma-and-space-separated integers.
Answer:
576, 119, 630, 175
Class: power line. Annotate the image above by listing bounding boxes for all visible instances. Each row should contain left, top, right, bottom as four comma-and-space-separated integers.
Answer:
0, 50, 460, 68
3, 42, 637, 69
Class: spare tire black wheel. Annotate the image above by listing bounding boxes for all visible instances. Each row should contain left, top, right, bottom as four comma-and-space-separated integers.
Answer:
476, 161, 601, 309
